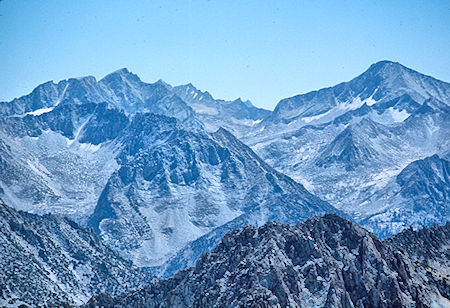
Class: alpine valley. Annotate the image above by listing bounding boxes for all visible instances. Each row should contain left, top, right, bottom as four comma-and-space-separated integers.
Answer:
0, 61, 449, 307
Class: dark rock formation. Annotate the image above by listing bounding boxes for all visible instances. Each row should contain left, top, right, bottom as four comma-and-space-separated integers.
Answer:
85, 214, 449, 307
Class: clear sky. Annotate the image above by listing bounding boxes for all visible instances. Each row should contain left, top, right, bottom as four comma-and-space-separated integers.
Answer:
1, 0, 449, 110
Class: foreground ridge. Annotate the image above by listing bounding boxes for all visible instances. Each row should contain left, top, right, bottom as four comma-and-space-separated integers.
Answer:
85, 214, 450, 308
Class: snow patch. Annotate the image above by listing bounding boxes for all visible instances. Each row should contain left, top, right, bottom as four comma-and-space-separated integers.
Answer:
55, 83, 69, 106
388, 107, 410, 122
365, 97, 377, 106
292, 175, 314, 191
302, 109, 333, 123
190, 103, 218, 115
300, 96, 377, 125
26, 107, 54, 116
79, 142, 101, 152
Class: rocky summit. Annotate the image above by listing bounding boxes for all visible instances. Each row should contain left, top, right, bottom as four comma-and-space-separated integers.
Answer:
0, 71, 338, 272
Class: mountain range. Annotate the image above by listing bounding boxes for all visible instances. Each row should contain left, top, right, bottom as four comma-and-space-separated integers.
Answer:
0, 67, 337, 274
244, 61, 450, 235
0, 60, 449, 306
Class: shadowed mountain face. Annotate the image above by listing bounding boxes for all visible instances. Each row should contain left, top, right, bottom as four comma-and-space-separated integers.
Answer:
85, 113, 337, 268
360, 154, 450, 237
84, 215, 450, 308
245, 61, 450, 236
0, 203, 150, 307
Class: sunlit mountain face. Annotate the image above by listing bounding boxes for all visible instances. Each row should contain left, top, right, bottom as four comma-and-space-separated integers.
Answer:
244, 61, 450, 236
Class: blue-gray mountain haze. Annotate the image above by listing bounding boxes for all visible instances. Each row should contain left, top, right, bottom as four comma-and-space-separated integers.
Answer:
0, 61, 448, 306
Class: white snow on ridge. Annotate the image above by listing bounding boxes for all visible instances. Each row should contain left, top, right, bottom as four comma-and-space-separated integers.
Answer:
26, 107, 54, 116
338, 96, 377, 111
365, 97, 377, 106
302, 109, 333, 123
79, 142, 102, 152
368, 107, 411, 124
300, 96, 378, 125
55, 83, 70, 106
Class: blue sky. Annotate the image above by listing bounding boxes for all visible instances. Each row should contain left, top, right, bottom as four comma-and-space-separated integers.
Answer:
1, 0, 449, 110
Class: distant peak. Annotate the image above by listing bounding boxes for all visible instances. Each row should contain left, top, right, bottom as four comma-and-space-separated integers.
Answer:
112, 67, 130, 75
243, 99, 253, 107
178, 82, 198, 91
174, 83, 215, 101
365, 60, 406, 74
100, 68, 141, 83
215, 127, 237, 139
371, 60, 399, 67
104, 68, 133, 78
155, 79, 171, 88
68, 75, 97, 83
232, 97, 253, 107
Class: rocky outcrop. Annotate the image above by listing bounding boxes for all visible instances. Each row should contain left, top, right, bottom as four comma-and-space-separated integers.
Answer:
85, 214, 450, 307
0, 203, 151, 307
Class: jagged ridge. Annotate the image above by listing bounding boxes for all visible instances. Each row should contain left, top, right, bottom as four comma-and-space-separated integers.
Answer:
85, 214, 450, 307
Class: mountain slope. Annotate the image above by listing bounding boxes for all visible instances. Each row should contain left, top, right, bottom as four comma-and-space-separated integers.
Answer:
0, 68, 267, 133
1, 62, 448, 277
0, 203, 150, 307
262, 60, 449, 129
86, 113, 337, 267
385, 221, 450, 276
360, 154, 450, 237
84, 214, 450, 308
0, 103, 125, 223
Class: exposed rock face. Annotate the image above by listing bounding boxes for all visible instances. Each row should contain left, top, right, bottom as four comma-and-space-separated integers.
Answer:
84, 215, 450, 308
1, 62, 448, 284
0, 203, 151, 307
385, 221, 450, 275
86, 113, 337, 268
